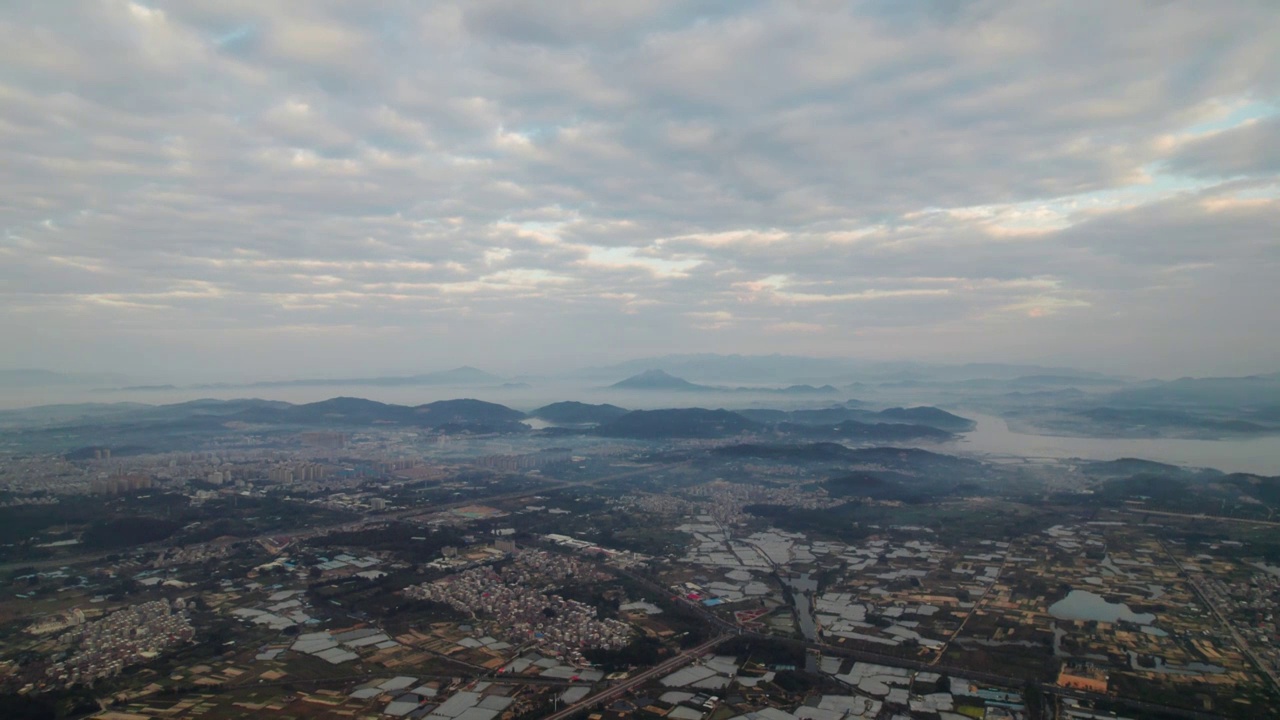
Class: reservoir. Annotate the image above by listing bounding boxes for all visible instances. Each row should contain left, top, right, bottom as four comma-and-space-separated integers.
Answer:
953, 412, 1280, 476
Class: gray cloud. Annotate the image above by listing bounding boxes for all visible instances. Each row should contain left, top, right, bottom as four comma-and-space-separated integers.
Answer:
1165, 115, 1280, 179
1, 0, 1278, 379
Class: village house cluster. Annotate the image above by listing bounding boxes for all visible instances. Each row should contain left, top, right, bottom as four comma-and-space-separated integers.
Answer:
406, 550, 632, 664
683, 480, 838, 525
45, 599, 194, 688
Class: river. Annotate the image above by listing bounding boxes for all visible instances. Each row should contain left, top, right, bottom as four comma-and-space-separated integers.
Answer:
951, 412, 1280, 475
781, 573, 820, 673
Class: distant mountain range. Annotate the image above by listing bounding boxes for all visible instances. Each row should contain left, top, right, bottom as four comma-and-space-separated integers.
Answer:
586, 355, 861, 383
233, 396, 526, 427
1101, 373, 1280, 409
608, 369, 838, 395
17, 357, 1280, 400
13, 358, 1280, 447
580, 354, 1123, 385
872, 374, 1124, 391
737, 406, 975, 433
1, 396, 527, 442
590, 406, 959, 442
2, 394, 973, 452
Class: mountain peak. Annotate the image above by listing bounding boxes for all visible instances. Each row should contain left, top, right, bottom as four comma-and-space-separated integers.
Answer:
610, 369, 703, 390
633, 369, 680, 381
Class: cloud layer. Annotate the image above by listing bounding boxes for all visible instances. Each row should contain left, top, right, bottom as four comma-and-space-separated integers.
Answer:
2, 1, 1278, 379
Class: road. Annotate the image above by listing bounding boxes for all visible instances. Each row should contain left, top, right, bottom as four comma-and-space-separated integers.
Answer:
929, 553, 1011, 665
610, 565, 1227, 720
1124, 508, 1280, 528
1158, 540, 1280, 694
228, 669, 590, 692
542, 634, 730, 720
10, 461, 1234, 720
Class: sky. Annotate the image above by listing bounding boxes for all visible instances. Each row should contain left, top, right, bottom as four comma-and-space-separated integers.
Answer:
2, 1, 1279, 382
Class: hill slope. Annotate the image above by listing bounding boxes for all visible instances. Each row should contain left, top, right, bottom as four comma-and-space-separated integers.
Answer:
596, 408, 760, 438
531, 401, 629, 424
610, 370, 709, 391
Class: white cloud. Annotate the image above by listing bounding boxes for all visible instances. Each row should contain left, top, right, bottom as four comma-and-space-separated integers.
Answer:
1, 1, 1278, 378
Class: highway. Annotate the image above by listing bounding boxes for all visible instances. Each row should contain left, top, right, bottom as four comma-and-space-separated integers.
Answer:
542, 634, 730, 720
226, 669, 591, 693
1124, 508, 1280, 528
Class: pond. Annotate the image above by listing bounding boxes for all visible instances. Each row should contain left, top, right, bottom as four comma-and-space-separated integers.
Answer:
1049, 589, 1155, 624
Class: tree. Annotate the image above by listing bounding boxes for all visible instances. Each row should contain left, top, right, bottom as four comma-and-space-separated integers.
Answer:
0, 692, 56, 720
772, 670, 815, 694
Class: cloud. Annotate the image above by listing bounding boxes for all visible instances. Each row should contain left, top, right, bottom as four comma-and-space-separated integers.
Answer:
1164, 115, 1280, 179
0, 1, 1278, 378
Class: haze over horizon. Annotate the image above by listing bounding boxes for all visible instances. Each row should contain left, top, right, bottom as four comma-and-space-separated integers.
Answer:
3, 2, 1279, 382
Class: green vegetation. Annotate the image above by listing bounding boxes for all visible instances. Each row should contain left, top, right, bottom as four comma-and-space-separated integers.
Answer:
531, 401, 629, 424
776, 421, 952, 443
714, 443, 859, 461
596, 408, 761, 439
582, 635, 666, 670
0, 687, 98, 720
304, 522, 467, 562
1089, 468, 1280, 522
717, 636, 804, 668
745, 500, 1054, 544
0, 492, 357, 563
819, 471, 931, 504
82, 517, 182, 549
